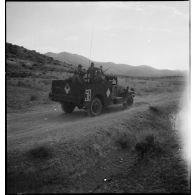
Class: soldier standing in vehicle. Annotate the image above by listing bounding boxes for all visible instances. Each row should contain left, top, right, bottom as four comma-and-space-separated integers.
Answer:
98, 65, 105, 81
74, 64, 85, 83
77, 64, 85, 76
125, 86, 130, 93
87, 62, 97, 82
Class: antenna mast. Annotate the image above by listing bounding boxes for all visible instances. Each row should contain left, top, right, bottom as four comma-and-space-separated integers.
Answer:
89, 25, 94, 66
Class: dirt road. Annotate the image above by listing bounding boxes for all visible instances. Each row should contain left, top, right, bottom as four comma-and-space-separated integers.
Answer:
7, 91, 190, 194
7, 92, 180, 151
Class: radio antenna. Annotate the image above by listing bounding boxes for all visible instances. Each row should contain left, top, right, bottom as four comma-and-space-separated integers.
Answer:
89, 25, 94, 66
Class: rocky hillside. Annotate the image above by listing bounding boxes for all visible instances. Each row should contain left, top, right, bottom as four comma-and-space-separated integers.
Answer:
6, 43, 75, 78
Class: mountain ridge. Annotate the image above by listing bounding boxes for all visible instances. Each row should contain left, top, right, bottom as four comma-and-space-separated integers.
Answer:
5, 42, 185, 77
45, 51, 184, 77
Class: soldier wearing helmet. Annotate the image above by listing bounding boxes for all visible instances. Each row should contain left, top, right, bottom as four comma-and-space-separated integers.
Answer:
99, 65, 105, 80
74, 64, 85, 83
88, 62, 95, 73
87, 62, 98, 83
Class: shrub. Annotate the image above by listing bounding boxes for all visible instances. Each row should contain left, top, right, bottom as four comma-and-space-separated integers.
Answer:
149, 106, 160, 113
115, 133, 131, 150
145, 134, 155, 146
30, 95, 38, 101
135, 134, 163, 159
26, 146, 52, 160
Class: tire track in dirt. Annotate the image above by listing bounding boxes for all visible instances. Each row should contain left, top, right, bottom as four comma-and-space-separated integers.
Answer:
7, 105, 148, 150
7, 92, 180, 151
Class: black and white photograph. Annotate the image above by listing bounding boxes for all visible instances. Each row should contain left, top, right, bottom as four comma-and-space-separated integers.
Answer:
6, 1, 191, 194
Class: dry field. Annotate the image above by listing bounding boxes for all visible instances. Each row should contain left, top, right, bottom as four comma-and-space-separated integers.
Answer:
6, 75, 190, 193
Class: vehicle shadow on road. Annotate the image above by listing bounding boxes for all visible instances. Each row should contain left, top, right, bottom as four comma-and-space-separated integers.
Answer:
103, 105, 124, 115
47, 99, 147, 123
48, 103, 143, 123
46, 110, 87, 123
46, 105, 124, 123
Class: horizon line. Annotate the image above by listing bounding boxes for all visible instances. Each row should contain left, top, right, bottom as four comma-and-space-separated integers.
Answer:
6, 41, 188, 72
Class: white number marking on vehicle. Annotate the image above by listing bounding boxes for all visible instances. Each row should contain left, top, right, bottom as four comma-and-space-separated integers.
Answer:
85, 89, 91, 101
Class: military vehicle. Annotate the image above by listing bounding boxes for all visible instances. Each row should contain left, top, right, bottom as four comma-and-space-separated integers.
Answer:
49, 68, 135, 116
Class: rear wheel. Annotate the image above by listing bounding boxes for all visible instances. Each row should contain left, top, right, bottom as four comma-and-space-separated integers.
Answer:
87, 97, 103, 117
61, 102, 75, 113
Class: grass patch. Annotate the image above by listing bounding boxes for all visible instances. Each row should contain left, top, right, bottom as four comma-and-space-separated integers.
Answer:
105, 153, 190, 193
135, 134, 164, 159
94, 103, 190, 193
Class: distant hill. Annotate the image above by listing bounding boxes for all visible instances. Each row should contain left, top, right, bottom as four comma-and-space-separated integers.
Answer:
45, 51, 184, 77
45, 52, 90, 67
6, 42, 184, 78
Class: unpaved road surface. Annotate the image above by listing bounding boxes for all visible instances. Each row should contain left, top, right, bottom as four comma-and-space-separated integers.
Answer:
7, 93, 180, 151
7, 91, 190, 194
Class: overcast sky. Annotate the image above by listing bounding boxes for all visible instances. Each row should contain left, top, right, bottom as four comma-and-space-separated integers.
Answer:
6, 1, 189, 70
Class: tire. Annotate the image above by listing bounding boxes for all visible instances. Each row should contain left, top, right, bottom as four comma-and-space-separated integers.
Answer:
61, 102, 75, 113
87, 97, 103, 117
123, 94, 133, 109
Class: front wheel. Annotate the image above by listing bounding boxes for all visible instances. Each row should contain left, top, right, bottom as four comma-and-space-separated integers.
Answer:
87, 97, 103, 117
61, 102, 75, 113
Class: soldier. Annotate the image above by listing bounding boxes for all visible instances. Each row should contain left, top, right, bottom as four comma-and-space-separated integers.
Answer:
124, 86, 132, 96
125, 86, 130, 93
97, 65, 105, 81
74, 64, 85, 83
124, 86, 135, 97
87, 62, 95, 73
87, 62, 97, 82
